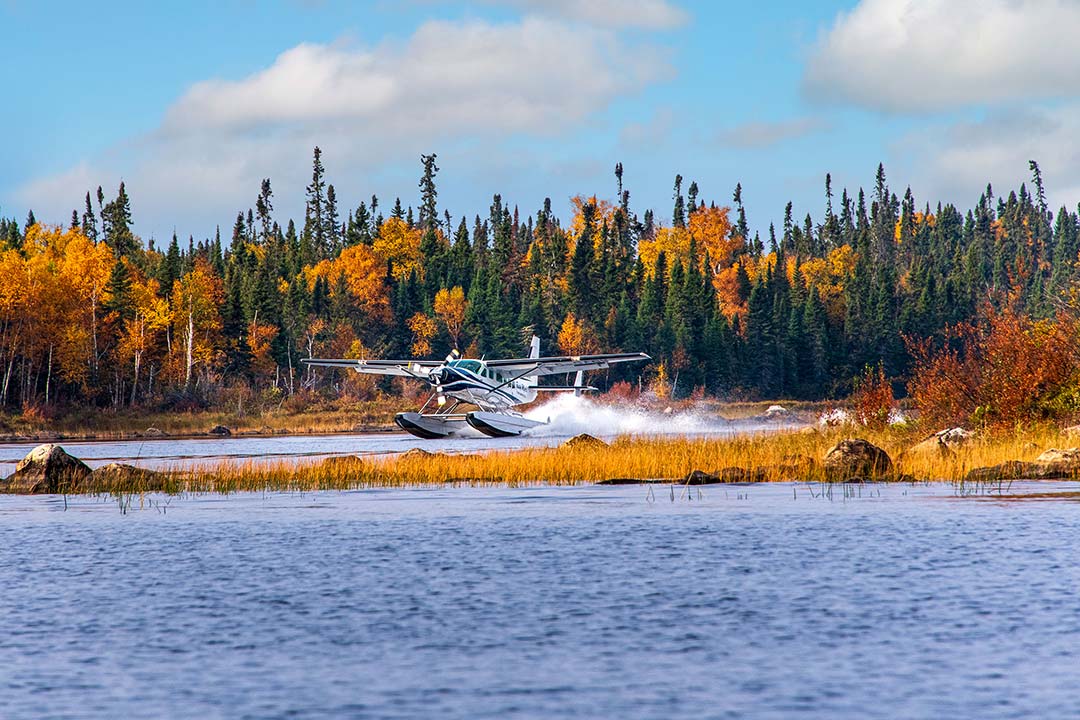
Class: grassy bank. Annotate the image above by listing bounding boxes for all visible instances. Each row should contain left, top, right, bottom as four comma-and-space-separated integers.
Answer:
59, 424, 1080, 496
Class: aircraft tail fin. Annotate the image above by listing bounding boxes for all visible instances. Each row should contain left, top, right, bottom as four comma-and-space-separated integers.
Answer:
527, 336, 541, 387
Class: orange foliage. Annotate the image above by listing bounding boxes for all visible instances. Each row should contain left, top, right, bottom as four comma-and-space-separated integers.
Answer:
849, 363, 896, 430
906, 303, 1080, 431
306, 244, 391, 322
407, 312, 438, 357
248, 321, 279, 378
568, 195, 617, 246
557, 313, 597, 356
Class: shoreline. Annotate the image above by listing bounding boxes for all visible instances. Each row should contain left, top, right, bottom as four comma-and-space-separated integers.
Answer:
3, 423, 1080, 496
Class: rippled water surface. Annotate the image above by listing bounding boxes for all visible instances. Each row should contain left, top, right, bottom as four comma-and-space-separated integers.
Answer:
3, 482, 1080, 719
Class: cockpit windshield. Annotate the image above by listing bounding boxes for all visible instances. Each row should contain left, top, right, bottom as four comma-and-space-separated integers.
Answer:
448, 359, 483, 373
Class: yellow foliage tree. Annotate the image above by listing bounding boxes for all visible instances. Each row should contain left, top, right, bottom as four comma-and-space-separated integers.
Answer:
118, 276, 171, 404
407, 312, 438, 357
557, 312, 597, 356
433, 286, 467, 349
374, 217, 423, 282
171, 259, 223, 389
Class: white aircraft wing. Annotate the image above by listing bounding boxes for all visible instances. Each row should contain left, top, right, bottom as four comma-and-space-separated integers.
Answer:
485, 352, 651, 378
300, 358, 441, 378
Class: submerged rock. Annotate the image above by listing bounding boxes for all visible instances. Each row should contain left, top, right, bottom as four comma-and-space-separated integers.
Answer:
4, 444, 91, 493
823, 438, 893, 480
597, 477, 659, 485
563, 434, 609, 449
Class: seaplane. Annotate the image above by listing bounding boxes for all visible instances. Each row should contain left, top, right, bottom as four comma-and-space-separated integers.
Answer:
301, 336, 649, 438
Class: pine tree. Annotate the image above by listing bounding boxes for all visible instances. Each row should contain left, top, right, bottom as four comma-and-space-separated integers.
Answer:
101, 183, 136, 256
305, 147, 327, 258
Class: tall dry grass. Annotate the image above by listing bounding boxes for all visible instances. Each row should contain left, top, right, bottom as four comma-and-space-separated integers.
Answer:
66, 424, 1080, 496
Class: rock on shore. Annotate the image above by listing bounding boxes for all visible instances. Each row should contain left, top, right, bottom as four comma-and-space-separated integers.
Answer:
563, 434, 609, 449
965, 447, 1080, 482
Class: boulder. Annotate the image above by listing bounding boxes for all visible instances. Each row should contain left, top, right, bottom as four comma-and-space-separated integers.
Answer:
5, 444, 91, 493
88, 463, 169, 491
144, 427, 166, 437
936, 427, 974, 449
765, 404, 789, 418
965, 460, 1040, 483
684, 469, 722, 484
901, 435, 956, 462
823, 438, 893, 480
208, 425, 231, 436
563, 433, 609, 450
1035, 447, 1080, 466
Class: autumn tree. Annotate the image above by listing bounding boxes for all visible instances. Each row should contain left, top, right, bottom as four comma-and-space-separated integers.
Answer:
434, 286, 467, 350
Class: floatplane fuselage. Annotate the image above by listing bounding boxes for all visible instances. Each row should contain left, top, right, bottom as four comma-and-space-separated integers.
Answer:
302, 336, 649, 438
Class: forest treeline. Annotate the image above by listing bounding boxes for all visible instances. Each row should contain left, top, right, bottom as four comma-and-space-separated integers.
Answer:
0, 150, 1076, 416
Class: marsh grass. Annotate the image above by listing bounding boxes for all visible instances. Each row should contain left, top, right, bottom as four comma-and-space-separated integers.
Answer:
66, 424, 1080, 497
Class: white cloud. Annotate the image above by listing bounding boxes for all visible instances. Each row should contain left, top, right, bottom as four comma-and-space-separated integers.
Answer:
717, 117, 828, 148
17, 16, 671, 238
491, 0, 688, 29
804, 0, 1080, 113
898, 105, 1080, 210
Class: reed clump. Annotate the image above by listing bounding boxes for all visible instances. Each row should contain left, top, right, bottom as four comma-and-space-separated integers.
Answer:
46, 424, 1080, 497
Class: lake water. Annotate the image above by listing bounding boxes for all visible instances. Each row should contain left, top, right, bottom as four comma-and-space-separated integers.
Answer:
3, 481, 1079, 719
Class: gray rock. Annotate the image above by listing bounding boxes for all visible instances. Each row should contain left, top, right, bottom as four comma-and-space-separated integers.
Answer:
144, 427, 166, 437
1034, 447, 1080, 466
208, 425, 231, 436
764, 404, 789, 418
823, 438, 893, 480
5, 444, 91, 493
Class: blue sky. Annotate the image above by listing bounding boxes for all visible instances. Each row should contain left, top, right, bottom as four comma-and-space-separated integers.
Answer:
3, 0, 1078, 243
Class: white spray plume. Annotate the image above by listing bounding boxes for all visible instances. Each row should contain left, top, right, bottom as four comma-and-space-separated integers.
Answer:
522, 394, 775, 438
